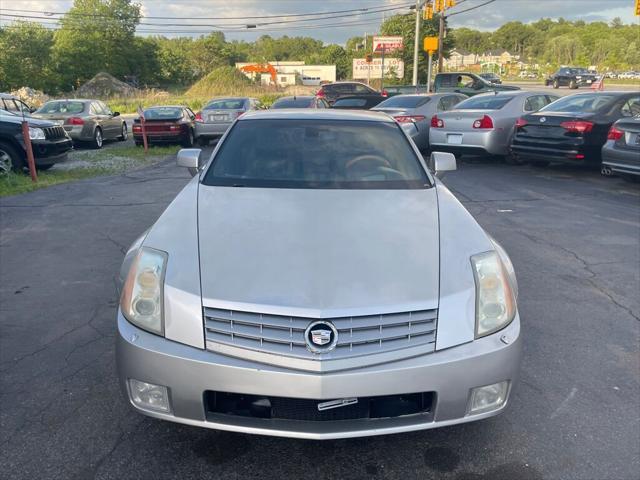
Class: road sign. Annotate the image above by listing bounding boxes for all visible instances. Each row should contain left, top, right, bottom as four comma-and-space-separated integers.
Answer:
372, 36, 403, 53
352, 58, 404, 79
423, 37, 438, 53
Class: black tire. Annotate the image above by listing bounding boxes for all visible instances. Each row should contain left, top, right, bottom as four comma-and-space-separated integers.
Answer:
118, 122, 128, 141
569, 79, 578, 89
0, 141, 25, 173
37, 164, 55, 171
182, 129, 194, 148
552, 79, 559, 89
91, 127, 103, 149
135, 141, 143, 147
505, 152, 526, 165
530, 160, 550, 168
198, 137, 209, 147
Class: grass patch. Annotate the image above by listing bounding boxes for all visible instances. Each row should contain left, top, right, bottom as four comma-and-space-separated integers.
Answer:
0, 144, 179, 197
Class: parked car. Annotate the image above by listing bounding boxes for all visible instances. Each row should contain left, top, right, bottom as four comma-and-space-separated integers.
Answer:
383, 85, 430, 97
33, 99, 127, 149
116, 109, 522, 439
133, 106, 197, 147
433, 72, 519, 96
316, 82, 386, 106
544, 67, 598, 89
194, 97, 261, 146
270, 96, 329, 109
0, 93, 35, 115
479, 73, 502, 84
372, 93, 467, 150
510, 92, 640, 166
429, 91, 559, 159
331, 95, 385, 110
602, 117, 640, 181
0, 108, 73, 172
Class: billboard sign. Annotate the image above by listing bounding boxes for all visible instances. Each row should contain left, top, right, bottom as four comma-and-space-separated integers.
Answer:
352, 58, 405, 79
372, 36, 404, 53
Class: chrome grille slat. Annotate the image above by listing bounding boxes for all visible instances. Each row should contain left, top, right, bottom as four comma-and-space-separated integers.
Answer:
204, 306, 438, 361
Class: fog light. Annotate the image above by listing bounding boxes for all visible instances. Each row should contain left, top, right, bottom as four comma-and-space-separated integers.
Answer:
128, 379, 171, 413
467, 381, 509, 415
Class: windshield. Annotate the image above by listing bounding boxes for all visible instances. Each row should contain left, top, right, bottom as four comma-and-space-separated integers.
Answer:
202, 119, 429, 189
37, 101, 85, 115
205, 99, 246, 110
376, 96, 430, 108
455, 95, 513, 110
271, 98, 313, 108
540, 94, 616, 113
144, 107, 183, 119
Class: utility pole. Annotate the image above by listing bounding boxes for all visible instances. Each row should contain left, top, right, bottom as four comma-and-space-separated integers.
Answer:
437, 11, 445, 72
412, 0, 422, 86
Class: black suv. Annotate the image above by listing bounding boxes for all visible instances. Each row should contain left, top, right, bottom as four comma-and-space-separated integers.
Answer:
545, 68, 598, 89
316, 82, 386, 106
1, 110, 73, 173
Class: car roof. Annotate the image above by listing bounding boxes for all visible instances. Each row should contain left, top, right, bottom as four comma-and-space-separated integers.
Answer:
206, 97, 251, 102
239, 109, 395, 122
470, 90, 548, 98
145, 105, 185, 109
274, 96, 315, 101
42, 99, 96, 103
0, 93, 19, 99
323, 81, 370, 87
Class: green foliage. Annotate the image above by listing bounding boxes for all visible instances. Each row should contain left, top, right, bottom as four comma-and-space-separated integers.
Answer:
186, 66, 257, 97
51, 0, 142, 91
379, 13, 451, 83
0, 22, 55, 92
450, 18, 640, 71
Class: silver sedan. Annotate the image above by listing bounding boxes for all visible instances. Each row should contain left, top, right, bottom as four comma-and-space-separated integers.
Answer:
429, 91, 559, 158
372, 93, 467, 151
194, 97, 261, 145
116, 110, 522, 440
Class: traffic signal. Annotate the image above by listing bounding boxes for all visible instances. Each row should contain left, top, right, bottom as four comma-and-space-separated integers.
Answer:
445, 0, 456, 7
434, 0, 444, 12
423, 4, 433, 19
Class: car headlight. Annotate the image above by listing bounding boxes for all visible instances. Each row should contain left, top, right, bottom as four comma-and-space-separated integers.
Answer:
120, 247, 168, 335
471, 251, 516, 338
28, 127, 45, 140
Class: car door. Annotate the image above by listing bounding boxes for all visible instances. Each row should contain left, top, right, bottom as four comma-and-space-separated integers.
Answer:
98, 101, 120, 139
89, 102, 108, 136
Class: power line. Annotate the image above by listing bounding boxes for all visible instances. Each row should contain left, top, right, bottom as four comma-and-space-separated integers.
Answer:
447, 0, 498, 16
0, 2, 404, 20
0, 3, 413, 28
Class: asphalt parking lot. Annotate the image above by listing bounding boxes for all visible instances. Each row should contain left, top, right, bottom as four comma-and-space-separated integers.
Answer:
1, 153, 638, 479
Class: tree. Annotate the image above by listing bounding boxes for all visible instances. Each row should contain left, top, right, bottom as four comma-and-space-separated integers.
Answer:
0, 22, 55, 91
379, 13, 449, 83
51, 0, 141, 91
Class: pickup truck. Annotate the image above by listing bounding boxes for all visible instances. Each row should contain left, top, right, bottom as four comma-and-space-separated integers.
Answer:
433, 72, 519, 96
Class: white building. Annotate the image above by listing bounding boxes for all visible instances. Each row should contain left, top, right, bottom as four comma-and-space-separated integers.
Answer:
235, 61, 336, 87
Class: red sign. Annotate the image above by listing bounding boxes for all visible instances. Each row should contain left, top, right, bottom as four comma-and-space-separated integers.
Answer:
372, 36, 403, 53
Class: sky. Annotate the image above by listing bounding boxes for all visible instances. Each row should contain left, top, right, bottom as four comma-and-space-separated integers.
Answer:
1, 0, 638, 44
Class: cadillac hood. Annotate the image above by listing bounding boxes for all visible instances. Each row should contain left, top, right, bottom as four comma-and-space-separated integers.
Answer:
197, 186, 440, 316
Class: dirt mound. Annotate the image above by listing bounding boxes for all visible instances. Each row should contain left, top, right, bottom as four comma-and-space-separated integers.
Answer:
10, 87, 50, 108
77, 72, 138, 98
186, 66, 259, 97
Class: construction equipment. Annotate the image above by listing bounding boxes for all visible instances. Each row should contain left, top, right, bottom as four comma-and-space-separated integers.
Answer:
239, 63, 278, 86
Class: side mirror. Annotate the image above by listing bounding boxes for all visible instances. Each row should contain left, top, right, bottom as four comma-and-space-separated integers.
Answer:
29, 106, 37, 113
429, 151, 457, 177
113, 111, 120, 117
177, 148, 201, 177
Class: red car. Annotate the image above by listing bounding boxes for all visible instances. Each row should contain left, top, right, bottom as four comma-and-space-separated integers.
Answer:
133, 106, 197, 147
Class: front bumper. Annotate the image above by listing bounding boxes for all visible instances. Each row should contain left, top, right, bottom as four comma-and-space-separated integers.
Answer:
30, 138, 73, 165
116, 311, 522, 439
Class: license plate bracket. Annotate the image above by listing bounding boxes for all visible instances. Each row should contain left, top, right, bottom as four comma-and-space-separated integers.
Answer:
447, 134, 463, 145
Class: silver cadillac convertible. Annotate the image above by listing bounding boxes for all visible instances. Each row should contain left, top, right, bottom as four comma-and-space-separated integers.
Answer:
116, 109, 522, 440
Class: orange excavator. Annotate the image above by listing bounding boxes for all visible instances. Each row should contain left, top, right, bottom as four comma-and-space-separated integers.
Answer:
239, 63, 278, 85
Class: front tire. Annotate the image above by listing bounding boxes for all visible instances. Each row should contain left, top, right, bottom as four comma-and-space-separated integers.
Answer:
0, 141, 24, 173
91, 128, 103, 149
118, 123, 128, 141
569, 79, 578, 89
